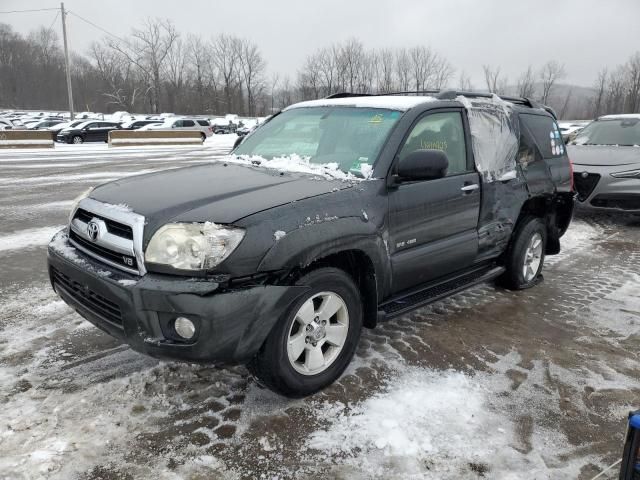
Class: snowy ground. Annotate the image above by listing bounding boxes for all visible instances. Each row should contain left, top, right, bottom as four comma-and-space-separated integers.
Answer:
0, 137, 639, 479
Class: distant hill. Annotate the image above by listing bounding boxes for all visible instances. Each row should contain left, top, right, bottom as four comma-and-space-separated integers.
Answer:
502, 83, 596, 120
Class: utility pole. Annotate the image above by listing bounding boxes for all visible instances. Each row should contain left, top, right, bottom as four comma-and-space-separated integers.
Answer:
60, 3, 75, 120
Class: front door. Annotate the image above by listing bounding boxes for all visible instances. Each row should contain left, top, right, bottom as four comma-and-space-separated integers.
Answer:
388, 109, 481, 293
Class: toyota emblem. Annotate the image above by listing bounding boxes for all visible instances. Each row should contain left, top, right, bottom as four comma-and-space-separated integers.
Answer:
87, 220, 100, 242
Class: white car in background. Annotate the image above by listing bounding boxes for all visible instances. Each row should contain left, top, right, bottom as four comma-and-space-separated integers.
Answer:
558, 120, 590, 143
140, 117, 213, 140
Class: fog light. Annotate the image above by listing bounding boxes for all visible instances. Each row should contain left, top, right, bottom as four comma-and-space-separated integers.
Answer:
174, 316, 196, 339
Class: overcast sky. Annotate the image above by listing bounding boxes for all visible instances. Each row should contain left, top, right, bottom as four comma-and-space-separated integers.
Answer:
2, 0, 639, 88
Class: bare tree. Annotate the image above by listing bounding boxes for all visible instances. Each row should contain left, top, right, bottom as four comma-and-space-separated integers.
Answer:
106, 18, 178, 113
238, 39, 265, 115
483, 65, 507, 94
211, 34, 241, 113
458, 71, 473, 91
376, 48, 396, 93
592, 68, 608, 117
516, 66, 536, 98
624, 53, 640, 113
395, 48, 412, 91
539, 60, 566, 104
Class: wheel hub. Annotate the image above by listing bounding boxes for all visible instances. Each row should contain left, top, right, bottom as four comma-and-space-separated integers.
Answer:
307, 323, 326, 343
287, 291, 349, 375
523, 232, 543, 282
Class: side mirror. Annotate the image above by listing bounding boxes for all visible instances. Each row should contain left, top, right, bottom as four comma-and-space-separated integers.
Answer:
396, 149, 449, 181
233, 136, 244, 149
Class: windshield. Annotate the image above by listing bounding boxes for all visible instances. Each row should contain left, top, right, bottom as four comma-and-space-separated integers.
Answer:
572, 118, 640, 146
233, 107, 402, 175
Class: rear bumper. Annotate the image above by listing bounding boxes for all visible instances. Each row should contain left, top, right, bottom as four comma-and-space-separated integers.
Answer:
47, 230, 307, 364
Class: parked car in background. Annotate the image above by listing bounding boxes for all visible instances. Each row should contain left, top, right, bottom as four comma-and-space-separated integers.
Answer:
49, 120, 93, 136
120, 119, 163, 130
56, 121, 121, 144
213, 124, 236, 134
568, 114, 640, 213
28, 119, 65, 130
558, 120, 590, 143
140, 117, 213, 140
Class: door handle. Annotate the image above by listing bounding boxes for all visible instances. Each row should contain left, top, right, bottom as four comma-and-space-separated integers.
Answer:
461, 184, 479, 193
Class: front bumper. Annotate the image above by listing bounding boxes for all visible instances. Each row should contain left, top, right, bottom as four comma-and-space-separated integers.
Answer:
573, 167, 640, 213
47, 230, 307, 364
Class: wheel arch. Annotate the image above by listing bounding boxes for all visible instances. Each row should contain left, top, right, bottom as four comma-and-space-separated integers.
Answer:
515, 193, 574, 255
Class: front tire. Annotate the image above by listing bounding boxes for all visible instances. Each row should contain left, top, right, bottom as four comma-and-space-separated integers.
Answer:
498, 216, 547, 290
248, 267, 362, 397
72, 135, 83, 144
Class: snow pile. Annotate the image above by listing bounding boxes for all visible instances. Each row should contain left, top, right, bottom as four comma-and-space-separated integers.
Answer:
0, 225, 64, 253
307, 365, 586, 478
457, 95, 519, 182
583, 275, 640, 338
274, 230, 286, 241
226, 154, 367, 181
546, 219, 601, 266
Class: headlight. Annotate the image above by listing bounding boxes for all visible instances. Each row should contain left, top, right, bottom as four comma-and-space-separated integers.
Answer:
145, 222, 245, 271
69, 187, 93, 223
611, 169, 640, 179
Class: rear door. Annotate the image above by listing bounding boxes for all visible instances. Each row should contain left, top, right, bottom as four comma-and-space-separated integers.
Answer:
181, 119, 196, 131
388, 109, 481, 293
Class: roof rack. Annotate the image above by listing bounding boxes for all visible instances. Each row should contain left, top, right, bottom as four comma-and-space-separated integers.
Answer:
324, 90, 556, 118
325, 92, 373, 99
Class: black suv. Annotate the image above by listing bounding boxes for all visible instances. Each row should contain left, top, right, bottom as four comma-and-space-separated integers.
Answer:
48, 92, 574, 397
56, 121, 121, 144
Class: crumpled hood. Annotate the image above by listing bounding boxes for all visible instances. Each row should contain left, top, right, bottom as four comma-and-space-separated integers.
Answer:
89, 162, 351, 235
568, 145, 640, 167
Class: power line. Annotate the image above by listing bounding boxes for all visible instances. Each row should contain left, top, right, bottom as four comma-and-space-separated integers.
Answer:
46, 10, 60, 36
0, 8, 59, 14
67, 10, 131, 46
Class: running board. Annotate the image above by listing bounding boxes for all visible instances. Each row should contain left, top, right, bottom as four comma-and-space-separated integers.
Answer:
379, 266, 505, 320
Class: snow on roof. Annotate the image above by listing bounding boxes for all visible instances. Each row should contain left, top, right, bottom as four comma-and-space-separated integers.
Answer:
286, 95, 437, 112
599, 114, 640, 120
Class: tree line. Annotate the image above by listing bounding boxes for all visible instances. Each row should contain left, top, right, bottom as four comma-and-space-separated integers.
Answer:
1, 18, 639, 119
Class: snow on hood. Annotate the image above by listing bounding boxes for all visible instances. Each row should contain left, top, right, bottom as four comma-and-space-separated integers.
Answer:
226, 154, 372, 181
457, 95, 519, 182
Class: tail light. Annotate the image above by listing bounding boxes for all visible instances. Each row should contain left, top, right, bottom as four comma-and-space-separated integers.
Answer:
568, 156, 574, 191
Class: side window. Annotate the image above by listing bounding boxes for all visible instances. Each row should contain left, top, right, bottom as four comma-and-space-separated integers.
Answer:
399, 111, 468, 176
173, 120, 183, 128
517, 129, 540, 167
520, 114, 564, 158
197, 120, 209, 127
182, 120, 195, 127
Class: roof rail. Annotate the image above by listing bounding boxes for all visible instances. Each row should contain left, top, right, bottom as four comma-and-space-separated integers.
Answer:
323, 90, 556, 118
325, 92, 372, 99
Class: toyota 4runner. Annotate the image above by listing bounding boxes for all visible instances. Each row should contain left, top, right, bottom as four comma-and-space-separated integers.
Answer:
48, 91, 574, 397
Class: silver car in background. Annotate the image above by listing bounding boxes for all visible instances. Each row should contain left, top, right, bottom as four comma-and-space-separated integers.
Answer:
568, 114, 640, 213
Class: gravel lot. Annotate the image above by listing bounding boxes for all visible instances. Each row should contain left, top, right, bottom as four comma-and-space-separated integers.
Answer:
0, 137, 638, 479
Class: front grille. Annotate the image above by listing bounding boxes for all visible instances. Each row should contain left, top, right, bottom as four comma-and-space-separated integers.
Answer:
69, 230, 138, 270
573, 172, 600, 201
52, 267, 123, 327
75, 208, 133, 240
591, 194, 640, 211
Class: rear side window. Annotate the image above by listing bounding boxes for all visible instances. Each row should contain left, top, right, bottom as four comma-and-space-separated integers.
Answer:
520, 114, 564, 158
182, 120, 195, 127
197, 120, 209, 127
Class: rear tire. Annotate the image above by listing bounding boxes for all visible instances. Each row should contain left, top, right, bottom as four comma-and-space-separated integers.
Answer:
498, 216, 547, 290
247, 267, 362, 398
200, 132, 206, 142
